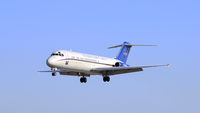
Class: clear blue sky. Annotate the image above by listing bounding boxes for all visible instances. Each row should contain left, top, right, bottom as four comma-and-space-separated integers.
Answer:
0, 0, 200, 113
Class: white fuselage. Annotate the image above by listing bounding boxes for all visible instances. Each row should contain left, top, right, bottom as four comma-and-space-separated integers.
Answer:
46, 50, 122, 76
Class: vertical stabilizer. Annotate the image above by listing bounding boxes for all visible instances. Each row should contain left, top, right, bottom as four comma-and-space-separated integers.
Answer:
115, 42, 132, 63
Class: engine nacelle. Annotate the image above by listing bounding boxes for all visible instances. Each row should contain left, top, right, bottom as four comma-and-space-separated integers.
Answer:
114, 62, 123, 67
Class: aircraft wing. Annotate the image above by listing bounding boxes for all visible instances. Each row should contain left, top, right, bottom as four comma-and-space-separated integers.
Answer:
38, 70, 90, 76
38, 70, 67, 73
91, 64, 170, 75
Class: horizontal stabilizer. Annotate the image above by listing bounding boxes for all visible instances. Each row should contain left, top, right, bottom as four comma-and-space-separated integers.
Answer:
108, 44, 158, 49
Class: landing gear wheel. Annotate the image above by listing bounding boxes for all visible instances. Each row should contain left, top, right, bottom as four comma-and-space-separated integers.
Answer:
80, 77, 87, 83
103, 76, 110, 82
52, 72, 56, 76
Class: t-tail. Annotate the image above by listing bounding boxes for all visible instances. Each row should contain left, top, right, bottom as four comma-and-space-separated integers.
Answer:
108, 41, 158, 64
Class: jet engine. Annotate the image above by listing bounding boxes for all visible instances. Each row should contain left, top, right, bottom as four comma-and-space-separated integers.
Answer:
114, 62, 123, 67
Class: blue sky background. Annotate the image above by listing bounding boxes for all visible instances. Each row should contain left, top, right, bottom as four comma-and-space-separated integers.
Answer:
0, 0, 200, 113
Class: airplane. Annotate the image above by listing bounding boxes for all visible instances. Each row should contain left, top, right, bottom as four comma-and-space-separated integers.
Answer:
38, 41, 170, 83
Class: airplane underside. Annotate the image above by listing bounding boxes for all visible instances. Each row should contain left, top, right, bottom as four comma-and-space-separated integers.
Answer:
51, 70, 111, 83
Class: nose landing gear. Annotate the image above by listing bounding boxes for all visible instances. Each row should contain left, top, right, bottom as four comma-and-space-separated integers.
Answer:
51, 68, 57, 76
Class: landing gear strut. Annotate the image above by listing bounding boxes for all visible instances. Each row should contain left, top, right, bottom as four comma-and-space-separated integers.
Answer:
51, 68, 57, 76
80, 77, 87, 83
103, 76, 110, 82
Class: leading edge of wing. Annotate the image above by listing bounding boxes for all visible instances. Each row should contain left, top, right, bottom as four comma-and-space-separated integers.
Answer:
135, 64, 170, 68
90, 64, 170, 75
91, 64, 170, 71
38, 70, 67, 73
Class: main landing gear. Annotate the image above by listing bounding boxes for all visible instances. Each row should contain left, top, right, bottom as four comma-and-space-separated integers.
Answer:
80, 76, 110, 83
80, 77, 87, 83
52, 72, 56, 76
103, 76, 110, 82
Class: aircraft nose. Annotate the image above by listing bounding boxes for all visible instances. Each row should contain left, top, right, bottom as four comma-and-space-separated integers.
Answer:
46, 57, 56, 67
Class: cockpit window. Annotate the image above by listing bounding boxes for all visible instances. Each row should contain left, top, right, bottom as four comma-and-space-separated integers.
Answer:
51, 52, 64, 56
